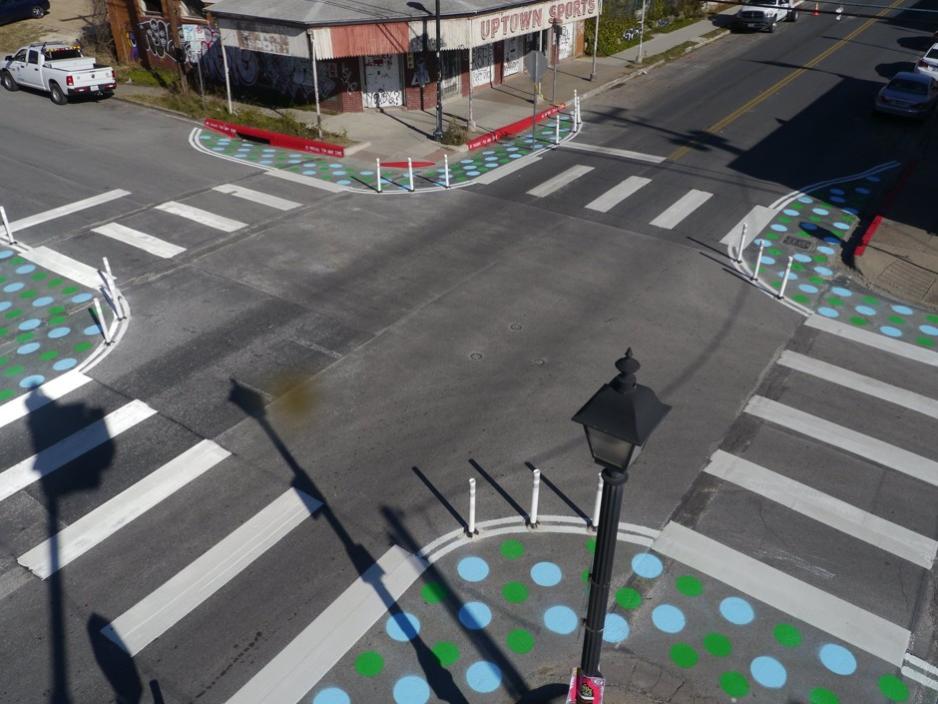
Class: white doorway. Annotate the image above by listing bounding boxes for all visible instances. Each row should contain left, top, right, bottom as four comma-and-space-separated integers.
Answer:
471, 44, 494, 87
363, 54, 403, 107
503, 37, 523, 77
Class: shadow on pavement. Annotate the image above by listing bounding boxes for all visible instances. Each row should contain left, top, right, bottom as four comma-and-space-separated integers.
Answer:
412, 465, 468, 531
524, 461, 590, 523
87, 613, 143, 704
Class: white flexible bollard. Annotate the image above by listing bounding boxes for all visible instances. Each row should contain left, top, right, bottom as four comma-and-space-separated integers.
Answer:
376, 158, 382, 193
468, 477, 477, 536
0, 206, 14, 245
736, 223, 748, 263
778, 255, 794, 299
590, 472, 603, 530
529, 468, 541, 527
444, 154, 450, 189
752, 240, 765, 282
93, 298, 111, 345
573, 90, 579, 130
835, 4, 843, 19
555, 113, 561, 144
408, 157, 415, 193
101, 257, 124, 320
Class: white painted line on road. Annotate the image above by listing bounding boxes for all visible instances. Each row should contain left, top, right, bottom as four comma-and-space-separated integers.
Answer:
719, 205, 776, 248
213, 184, 301, 211
745, 395, 938, 487
0, 372, 91, 431
21, 247, 101, 290
265, 168, 347, 193
154, 201, 246, 232
585, 176, 651, 213
0, 400, 156, 504
653, 521, 911, 665
805, 315, 938, 367
8, 190, 130, 233
527, 165, 594, 198
649, 189, 713, 229
704, 450, 937, 568
906, 653, 938, 678
474, 154, 542, 184
559, 141, 666, 164
102, 488, 323, 656
224, 544, 425, 704
18, 440, 230, 579
778, 350, 938, 420
91, 223, 186, 259
901, 665, 938, 692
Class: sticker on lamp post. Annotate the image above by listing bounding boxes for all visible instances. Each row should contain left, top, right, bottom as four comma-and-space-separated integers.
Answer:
567, 668, 604, 704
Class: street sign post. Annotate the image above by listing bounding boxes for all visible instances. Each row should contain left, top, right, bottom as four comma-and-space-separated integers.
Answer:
525, 50, 548, 141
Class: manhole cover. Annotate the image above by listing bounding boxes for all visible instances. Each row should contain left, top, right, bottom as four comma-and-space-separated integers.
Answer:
783, 236, 813, 251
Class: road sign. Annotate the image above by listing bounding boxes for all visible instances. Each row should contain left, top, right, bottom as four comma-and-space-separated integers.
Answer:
525, 50, 548, 83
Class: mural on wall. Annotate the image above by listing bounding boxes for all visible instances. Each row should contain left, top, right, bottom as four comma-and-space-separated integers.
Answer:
140, 17, 176, 59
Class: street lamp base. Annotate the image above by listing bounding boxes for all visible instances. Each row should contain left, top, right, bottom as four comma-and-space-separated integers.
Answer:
432, 129, 444, 141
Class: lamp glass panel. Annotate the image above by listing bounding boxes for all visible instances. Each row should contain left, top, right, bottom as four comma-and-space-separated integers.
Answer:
587, 428, 634, 468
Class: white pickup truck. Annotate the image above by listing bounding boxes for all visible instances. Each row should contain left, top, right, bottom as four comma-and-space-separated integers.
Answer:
1, 42, 116, 104
733, 0, 798, 32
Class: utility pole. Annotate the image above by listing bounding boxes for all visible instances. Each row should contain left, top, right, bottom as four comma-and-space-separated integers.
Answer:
162, 0, 189, 94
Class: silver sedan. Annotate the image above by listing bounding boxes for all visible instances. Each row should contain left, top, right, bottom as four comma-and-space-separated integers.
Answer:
874, 71, 938, 118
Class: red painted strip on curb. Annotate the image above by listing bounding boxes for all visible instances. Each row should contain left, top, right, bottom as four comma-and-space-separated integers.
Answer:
203, 118, 345, 158
855, 214, 882, 257
855, 159, 917, 258
466, 103, 566, 151
382, 161, 435, 168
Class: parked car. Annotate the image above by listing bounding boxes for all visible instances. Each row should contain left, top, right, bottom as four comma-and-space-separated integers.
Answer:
874, 71, 938, 118
1, 42, 115, 104
914, 42, 938, 81
0, 0, 49, 25
734, 0, 798, 32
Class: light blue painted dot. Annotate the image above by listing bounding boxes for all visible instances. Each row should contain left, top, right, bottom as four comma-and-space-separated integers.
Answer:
819, 307, 840, 318
751, 656, 787, 688
761, 256, 777, 266
798, 196, 813, 203
843, 207, 859, 215
19, 374, 45, 389
457, 556, 489, 582
337, 180, 352, 186
603, 613, 629, 643
312, 687, 351, 704
459, 601, 492, 630
213, 147, 226, 152
359, 170, 374, 176
833, 222, 849, 230
799, 284, 819, 294
720, 596, 754, 625
544, 605, 578, 634
830, 196, 846, 204
651, 604, 685, 634
891, 304, 913, 315
4, 282, 24, 293
818, 246, 836, 255
71, 293, 93, 304
16, 342, 40, 355
466, 171, 481, 177
856, 187, 870, 194
0, 249, 13, 259
15, 264, 35, 274
815, 266, 833, 276
831, 287, 852, 297
794, 253, 812, 263
332, 171, 347, 176
531, 562, 562, 587
386, 612, 420, 641
393, 675, 430, 704
880, 326, 902, 337
0, 302, 10, 312
259, 160, 273, 165
84, 325, 102, 336
812, 208, 829, 216
32, 296, 54, 307
830, 188, 845, 195
823, 236, 841, 244
506, 147, 518, 152
801, 222, 818, 231
632, 552, 663, 578
783, 208, 799, 216
466, 661, 502, 693
329, 163, 342, 169
819, 643, 857, 675
18, 318, 41, 331
866, 175, 881, 182
855, 305, 876, 316
484, 164, 497, 169
779, 270, 798, 281
510, 154, 522, 159
770, 224, 787, 232
461, 159, 474, 164
53, 358, 77, 371
920, 325, 938, 336
303, 170, 317, 175
483, 150, 495, 155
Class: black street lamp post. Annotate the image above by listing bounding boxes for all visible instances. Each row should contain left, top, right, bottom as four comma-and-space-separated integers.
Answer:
571, 349, 670, 703
433, 0, 444, 141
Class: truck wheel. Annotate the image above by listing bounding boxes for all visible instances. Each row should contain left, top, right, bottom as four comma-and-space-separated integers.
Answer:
30, 4, 44, 17
789, 9, 798, 20
49, 82, 68, 105
1, 71, 18, 91
768, 19, 777, 32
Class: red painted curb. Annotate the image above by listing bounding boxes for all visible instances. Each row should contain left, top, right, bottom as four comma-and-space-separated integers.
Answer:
383, 160, 435, 168
855, 214, 882, 257
204, 118, 345, 158
855, 160, 917, 257
466, 103, 566, 151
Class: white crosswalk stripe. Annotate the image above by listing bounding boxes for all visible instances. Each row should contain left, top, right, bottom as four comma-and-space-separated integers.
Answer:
526, 164, 594, 197
585, 176, 651, 213
0, 372, 91, 431
91, 223, 186, 259
213, 184, 302, 211
154, 201, 246, 232
649, 188, 713, 229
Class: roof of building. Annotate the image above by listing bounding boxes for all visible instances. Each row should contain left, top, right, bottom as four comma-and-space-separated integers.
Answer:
207, 0, 539, 26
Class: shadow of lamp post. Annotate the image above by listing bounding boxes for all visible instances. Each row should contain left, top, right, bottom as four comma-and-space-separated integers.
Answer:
407, 0, 445, 140
570, 348, 670, 703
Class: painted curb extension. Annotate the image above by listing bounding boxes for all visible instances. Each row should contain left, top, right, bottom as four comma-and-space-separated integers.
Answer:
204, 118, 346, 157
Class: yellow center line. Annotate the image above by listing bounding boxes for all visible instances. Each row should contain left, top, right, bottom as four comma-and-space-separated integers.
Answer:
669, 0, 906, 161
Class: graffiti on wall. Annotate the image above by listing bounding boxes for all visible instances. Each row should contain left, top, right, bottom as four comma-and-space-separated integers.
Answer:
140, 17, 175, 59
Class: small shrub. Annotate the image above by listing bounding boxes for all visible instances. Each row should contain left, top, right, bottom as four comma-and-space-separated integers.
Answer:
440, 121, 468, 146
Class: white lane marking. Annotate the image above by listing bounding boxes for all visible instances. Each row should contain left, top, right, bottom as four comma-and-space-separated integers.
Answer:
101, 489, 322, 656
18, 440, 230, 579
0, 400, 156, 504
475, 155, 542, 185
745, 395, 938, 487
0, 372, 91, 431
21, 247, 101, 290
653, 521, 911, 665
649, 189, 713, 229
585, 176, 651, 213
559, 141, 666, 164
91, 223, 186, 259
901, 665, 938, 691
212, 184, 301, 211
704, 450, 937, 568
805, 315, 938, 367
8, 190, 130, 232
719, 205, 776, 250
905, 653, 938, 678
526, 164, 594, 198
154, 201, 246, 232
224, 545, 424, 704
778, 350, 938, 420
265, 169, 347, 193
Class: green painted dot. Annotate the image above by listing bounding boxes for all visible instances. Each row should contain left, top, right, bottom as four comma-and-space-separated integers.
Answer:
793, 294, 810, 304
670, 643, 698, 668
19, 290, 36, 300
49, 315, 67, 326
74, 341, 93, 353
0, 389, 13, 402
791, 262, 805, 272
0, 328, 5, 337
586, 537, 596, 553
354, 650, 384, 677
917, 336, 935, 348
770, 280, 782, 289
675, 575, 702, 596
4, 309, 21, 319
31, 272, 47, 281
49, 306, 66, 315
15, 332, 33, 343
850, 316, 869, 326
878, 674, 909, 701
809, 687, 840, 704
773, 623, 802, 647
720, 671, 749, 698
581, 568, 590, 583
62, 286, 78, 295
768, 248, 783, 256
0, 276, 5, 284
810, 276, 825, 285
888, 315, 906, 325
0, 357, 6, 366
10, 257, 24, 264
506, 628, 535, 654
421, 581, 447, 604
40, 350, 58, 361
813, 254, 829, 262
827, 297, 844, 307
703, 632, 732, 657
809, 215, 822, 222
502, 581, 529, 604
3, 364, 23, 377
863, 295, 879, 305
432, 641, 460, 667
500, 539, 525, 560
615, 587, 642, 610
778, 216, 791, 223
927, 314, 938, 324
763, 232, 780, 240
